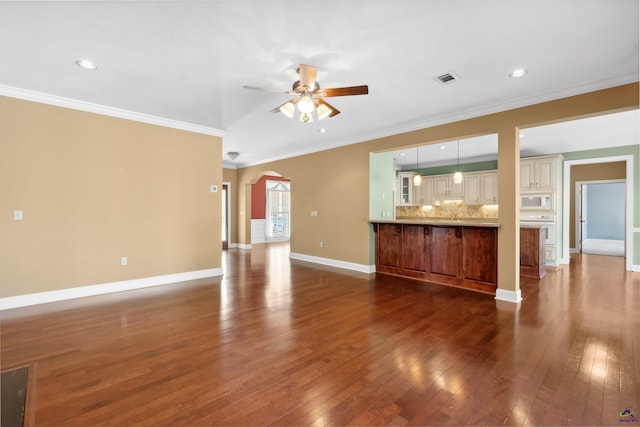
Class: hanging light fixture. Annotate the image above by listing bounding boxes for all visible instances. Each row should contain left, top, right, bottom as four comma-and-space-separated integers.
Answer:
297, 94, 315, 114
279, 101, 296, 118
316, 99, 340, 120
413, 146, 422, 186
453, 140, 463, 184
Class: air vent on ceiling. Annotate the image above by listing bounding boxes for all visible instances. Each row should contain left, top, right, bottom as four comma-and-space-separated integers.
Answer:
434, 72, 459, 85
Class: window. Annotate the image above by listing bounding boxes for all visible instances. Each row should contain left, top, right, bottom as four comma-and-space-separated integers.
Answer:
266, 180, 290, 241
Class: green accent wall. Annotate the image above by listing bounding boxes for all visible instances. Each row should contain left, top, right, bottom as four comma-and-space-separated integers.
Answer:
369, 152, 395, 264
406, 160, 498, 176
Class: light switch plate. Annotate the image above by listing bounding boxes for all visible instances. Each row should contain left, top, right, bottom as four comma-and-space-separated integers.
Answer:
13, 210, 23, 221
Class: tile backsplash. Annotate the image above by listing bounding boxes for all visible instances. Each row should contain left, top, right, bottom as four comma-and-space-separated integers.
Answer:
396, 200, 499, 220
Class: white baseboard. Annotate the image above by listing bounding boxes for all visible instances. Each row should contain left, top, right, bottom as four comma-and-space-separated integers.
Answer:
495, 288, 522, 304
0, 268, 223, 310
289, 252, 375, 274
235, 243, 252, 249
633, 264, 640, 273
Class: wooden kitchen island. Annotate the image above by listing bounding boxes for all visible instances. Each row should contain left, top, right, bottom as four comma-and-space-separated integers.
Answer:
371, 220, 499, 295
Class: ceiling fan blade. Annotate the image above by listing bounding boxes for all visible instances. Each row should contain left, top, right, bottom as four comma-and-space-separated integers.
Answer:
317, 98, 340, 119
243, 85, 295, 95
298, 64, 317, 91
317, 85, 369, 97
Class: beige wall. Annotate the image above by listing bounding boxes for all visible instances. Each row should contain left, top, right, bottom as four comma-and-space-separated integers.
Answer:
235, 83, 638, 294
569, 162, 626, 247
0, 97, 223, 298
1, 83, 637, 300
238, 148, 370, 264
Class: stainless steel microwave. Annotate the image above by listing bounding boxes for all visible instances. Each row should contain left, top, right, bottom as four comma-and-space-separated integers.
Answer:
520, 194, 552, 210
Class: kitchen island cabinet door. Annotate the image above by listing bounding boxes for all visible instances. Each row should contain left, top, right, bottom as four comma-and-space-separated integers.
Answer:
376, 223, 401, 269
462, 228, 497, 286
401, 224, 429, 273
520, 227, 546, 278
430, 226, 461, 278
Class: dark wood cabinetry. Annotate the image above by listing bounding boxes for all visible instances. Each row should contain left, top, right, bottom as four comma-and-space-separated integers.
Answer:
401, 224, 429, 273
520, 226, 547, 278
372, 222, 498, 294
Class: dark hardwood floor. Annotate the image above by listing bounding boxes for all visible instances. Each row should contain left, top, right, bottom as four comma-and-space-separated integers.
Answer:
1, 243, 638, 426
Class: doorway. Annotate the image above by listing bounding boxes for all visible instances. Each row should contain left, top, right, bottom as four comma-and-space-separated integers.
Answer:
222, 183, 229, 249
576, 180, 625, 256
563, 155, 633, 270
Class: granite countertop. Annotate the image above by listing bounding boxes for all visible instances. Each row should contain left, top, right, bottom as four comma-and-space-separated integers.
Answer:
369, 218, 500, 228
520, 223, 549, 228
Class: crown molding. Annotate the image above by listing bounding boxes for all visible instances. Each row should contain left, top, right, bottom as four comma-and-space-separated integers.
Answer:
0, 85, 227, 138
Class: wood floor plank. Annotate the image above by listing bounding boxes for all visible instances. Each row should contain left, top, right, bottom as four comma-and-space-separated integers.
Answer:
1, 245, 638, 426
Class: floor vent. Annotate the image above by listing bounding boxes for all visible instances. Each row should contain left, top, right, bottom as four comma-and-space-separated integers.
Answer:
435, 72, 458, 85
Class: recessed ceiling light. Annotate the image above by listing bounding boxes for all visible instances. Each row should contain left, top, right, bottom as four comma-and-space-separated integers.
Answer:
519, 133, 526, 138
439, 146, 446, 150
75, 59, 97, 70
509, 68, 528, 78
318, 128, 327, 133
399, 152, 406, 156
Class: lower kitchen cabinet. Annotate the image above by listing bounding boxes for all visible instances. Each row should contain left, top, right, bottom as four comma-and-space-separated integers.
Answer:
520, 226, 547, 278
401, 224, 429, 273
372, 222, 498, 294
462, 227, 498, 285
430, 226, 461, 278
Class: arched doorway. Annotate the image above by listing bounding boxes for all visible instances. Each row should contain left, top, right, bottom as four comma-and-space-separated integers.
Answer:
250, 172, 291, 244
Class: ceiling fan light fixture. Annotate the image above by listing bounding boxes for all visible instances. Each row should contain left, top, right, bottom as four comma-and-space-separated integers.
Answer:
279, 101, 296, 118
297, 95, 315, 114
316, 103, 331, 120
245, 63, 367, 122
299, 112, 313, 123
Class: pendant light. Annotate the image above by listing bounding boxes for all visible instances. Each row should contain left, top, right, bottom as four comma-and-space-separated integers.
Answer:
453, 140, 463, 184
413, 146, 421, 186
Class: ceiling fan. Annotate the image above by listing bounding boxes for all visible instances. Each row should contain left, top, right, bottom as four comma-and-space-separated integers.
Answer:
243, 64, 368, 123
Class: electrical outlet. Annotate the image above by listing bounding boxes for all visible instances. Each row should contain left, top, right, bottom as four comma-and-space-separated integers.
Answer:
320, 242, 324, 248
13, 210, 23, 221
120, 257, 127, 266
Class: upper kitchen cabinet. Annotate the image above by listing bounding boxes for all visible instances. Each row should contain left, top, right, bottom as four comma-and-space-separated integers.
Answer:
396, 172, 414, 206
434, 174, 464, 199
412, 177, 434, 206
520, 155, 563, 193
465, 172, 498, 205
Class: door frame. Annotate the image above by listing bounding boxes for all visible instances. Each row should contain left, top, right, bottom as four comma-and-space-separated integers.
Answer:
575, 179, 626, 254
562, 155, 633, 270
222, 182, 231, 249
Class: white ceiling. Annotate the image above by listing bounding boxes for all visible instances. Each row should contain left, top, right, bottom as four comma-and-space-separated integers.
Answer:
1, 1, 638, 168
